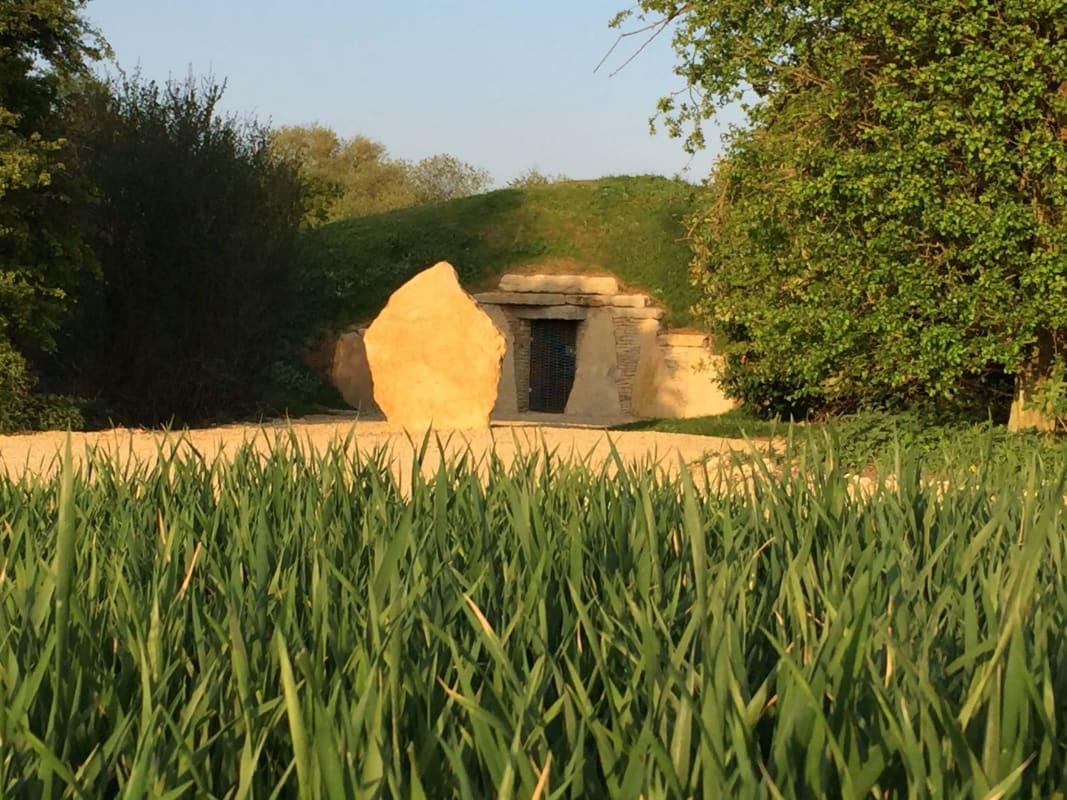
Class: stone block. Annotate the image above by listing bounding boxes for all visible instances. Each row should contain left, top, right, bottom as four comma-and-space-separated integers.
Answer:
603, 294, 651, 308
483, 305, 518, 416
658, 331, 711, 348
632, 336, 737, 419
565, 308, 622, 416
364, 262, 505, 430
498, 274, 619, 295
330, 330, 378, 412
512, 306, 588, 320
474, 291, 569, 306
476, 291, 652, 310
611, 307, 666, 320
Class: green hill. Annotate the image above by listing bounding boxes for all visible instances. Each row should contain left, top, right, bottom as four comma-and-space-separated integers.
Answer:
291, 175, 703, 340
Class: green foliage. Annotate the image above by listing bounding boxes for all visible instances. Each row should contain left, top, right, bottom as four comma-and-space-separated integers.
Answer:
0, 339, 32, 431
0, 0, 106, 420
624, 1, 1067, 418
3, 436, 1067, 795
811, 411, 1053, 472
292, 175, 700, 342
270, 125, 418, 225
64, 73, 305, 425
617, 407, 1067, 475
613, 406, 784, 438
270, 125, 493, 225
407, 152, 493, 204
507, 166, 569, 189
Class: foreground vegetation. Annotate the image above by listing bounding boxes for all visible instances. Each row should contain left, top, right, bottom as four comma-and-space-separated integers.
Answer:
618, 409, 1067, 474
1, 435, 1065, 797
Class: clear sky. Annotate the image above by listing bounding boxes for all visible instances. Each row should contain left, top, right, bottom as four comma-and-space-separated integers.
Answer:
84, 1, 740, 187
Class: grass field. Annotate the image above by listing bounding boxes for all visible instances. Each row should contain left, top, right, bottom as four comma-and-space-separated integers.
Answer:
619, 409, 1067, 475
291, 175, 701, 338
1, 433, 1066, 797
614, 408, 785, 440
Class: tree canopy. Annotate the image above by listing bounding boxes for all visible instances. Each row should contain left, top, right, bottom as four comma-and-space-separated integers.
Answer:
270, 125, 493, 225
620, 1, 1067, 426
0, 0, 106, 425
64, 74, 305, 424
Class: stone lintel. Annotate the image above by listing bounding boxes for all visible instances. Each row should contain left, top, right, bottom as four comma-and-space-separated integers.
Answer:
474, 292, 568, 306
512, 306, 588, 320
498, 274, 619, 295
476, 291, 651, 308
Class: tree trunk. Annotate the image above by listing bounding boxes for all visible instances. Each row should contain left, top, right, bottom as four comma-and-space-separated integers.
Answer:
1008, 332, 1059, 432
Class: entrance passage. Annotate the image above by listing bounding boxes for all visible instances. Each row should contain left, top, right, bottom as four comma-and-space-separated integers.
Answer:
529, 319, 578, 413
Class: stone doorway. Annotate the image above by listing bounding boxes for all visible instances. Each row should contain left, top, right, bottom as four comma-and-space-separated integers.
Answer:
528, 319, 578, 412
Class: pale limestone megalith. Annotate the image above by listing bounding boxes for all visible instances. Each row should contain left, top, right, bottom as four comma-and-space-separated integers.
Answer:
564, 308, 622, 416
364, 262, 505, 430
330, 330, 378, 412
483, 305, 518, 416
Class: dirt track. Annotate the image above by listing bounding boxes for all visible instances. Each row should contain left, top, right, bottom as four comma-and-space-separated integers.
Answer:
0, 414, 767, 488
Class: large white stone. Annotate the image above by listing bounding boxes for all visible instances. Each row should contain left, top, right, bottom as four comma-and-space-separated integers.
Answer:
364, 262, 505, 430
564, 308, 622, 416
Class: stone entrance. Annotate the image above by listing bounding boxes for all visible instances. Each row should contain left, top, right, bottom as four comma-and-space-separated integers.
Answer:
528, 319, 578, 412
323, 265, 740, 424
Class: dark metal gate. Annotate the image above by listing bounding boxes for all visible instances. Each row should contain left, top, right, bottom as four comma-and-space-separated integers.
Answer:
528, 319, 578, 413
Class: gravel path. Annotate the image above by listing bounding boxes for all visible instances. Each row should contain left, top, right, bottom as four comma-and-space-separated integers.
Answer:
0, 413, 768, 488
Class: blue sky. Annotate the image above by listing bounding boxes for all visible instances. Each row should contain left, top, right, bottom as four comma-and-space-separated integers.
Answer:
84, 1, 743, 186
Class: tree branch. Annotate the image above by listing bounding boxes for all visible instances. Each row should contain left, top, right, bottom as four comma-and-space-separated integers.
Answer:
596, 4, 694, 77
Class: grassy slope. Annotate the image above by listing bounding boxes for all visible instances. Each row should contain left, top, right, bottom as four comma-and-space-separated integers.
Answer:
291, 175, 701, 339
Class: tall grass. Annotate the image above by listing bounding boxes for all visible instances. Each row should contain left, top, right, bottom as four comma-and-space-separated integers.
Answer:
0, 433, 1065, 797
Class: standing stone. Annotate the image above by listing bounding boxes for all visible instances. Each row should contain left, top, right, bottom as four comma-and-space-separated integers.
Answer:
330, 330, 378, 412
364, 262, 505, 430
564, 308, 622, 417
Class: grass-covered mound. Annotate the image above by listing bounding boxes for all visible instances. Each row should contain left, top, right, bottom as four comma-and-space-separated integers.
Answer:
291, 175, 701, 338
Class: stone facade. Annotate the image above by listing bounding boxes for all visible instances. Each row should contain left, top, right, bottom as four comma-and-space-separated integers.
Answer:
324, 267, 737, 422
511, 317, 532, 412
476, 273, 736, 419
631, 331, 737, 419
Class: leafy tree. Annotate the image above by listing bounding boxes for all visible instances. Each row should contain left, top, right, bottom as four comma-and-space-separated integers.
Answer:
271, 125, 493, 223
507, 166, 569, 189
331, 135, 419, 219
269, 124, 346, 224
618, 1, 1067, 428
408, 153, 492, 204
65, 74, 304, 424
0, 0, 106, 427
270, 125, 416, 224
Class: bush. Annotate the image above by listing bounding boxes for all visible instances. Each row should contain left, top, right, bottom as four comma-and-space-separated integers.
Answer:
63, 73, 305, 425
